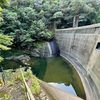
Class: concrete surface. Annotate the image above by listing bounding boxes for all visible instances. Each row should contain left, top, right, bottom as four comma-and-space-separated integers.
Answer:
40, 81, 83, 100
60, 52, 100, 100
55, 23, 100, 100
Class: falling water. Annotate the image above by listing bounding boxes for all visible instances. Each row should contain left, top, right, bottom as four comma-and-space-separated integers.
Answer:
47, 42, 52, 57
45, 40, 60, 57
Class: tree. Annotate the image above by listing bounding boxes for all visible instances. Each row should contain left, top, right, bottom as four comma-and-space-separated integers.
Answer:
0, 34, 13, 62
0, 0, 13, 62
57, 0, 100, 28
0, 0, 56, 49
0, 0, 100, 50
0, 0, 10, 20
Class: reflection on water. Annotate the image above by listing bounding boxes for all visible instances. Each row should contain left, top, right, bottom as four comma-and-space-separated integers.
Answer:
31, 57, 86, 100
48, 83, 77, 96
0, 56, 86, 99
0, 59, 23, 70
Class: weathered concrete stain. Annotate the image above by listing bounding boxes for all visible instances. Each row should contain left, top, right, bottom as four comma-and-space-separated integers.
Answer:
55, 23, 100, 100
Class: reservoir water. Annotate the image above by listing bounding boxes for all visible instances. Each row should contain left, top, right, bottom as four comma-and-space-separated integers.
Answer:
0, 55, 86, 99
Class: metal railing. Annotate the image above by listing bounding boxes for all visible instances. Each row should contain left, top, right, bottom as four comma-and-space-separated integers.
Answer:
20, 67, 35, 100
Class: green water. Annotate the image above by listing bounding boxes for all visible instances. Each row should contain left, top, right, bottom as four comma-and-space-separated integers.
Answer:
30, 57, 86, 99
0, 50, 86, 99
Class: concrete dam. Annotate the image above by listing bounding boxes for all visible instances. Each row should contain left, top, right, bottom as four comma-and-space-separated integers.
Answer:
55, 23, 100, 100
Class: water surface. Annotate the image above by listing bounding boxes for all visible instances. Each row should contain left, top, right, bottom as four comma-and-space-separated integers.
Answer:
29, 57, 86, 99
0, 56, 86, 99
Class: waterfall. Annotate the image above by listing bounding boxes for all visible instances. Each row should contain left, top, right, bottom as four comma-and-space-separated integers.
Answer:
50, 40, 60, 57
31, 40, 60, 58
46, 40, 60, 57
47, 42, 52, 57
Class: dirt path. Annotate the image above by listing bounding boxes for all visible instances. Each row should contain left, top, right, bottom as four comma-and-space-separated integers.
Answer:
10, 80, 27, 100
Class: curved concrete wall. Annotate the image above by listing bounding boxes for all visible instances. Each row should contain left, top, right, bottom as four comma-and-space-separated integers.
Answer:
55, 23, 100, 100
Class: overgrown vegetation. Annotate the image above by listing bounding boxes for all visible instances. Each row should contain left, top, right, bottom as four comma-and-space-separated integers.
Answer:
0, 68, 41, 100
0, 0, 13, 62
24, 70, 40, 94
0, 91, 10, 100
0, 0, 100, 49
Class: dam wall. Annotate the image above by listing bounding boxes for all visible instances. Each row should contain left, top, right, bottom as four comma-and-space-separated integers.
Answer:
55, 23, 100, 100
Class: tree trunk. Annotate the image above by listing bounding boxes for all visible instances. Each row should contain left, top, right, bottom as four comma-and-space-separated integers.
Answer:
73, 15, 79, 27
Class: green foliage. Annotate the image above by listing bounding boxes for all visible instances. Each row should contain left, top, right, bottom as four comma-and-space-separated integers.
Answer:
24, 71, 31, 79
34, 42, 44, 49
0, 0, 9, 5
21, 83, 26, 90
6, 79, 14, 85
16, 74, 23, 81
53, 12, 63, 19
30, 76, 40, 94
0, 7, 3, 21
0, 1, 56, 49
0, 0, 10, 20
0, 0, 100, 50
0, 34, 13, 62
0, 56, 3, 62
0, 0, 13, 62
4, 94, 10, 99
0, 91, 10, 100
0, 34, 13, 47
24, 70, 40, 94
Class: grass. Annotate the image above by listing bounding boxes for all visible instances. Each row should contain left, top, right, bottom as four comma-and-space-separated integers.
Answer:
6, 68, 41, 94
24, 69, 41, 94
0, 47, 41, 98
31, 77, 40, 94
0, 91, 9, 100
21, 83, 26, 90
0, 67, 41, 100
0, 83, 12, 100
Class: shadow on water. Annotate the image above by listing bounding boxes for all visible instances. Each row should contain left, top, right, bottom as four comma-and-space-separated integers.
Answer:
29, 57, 47, 80
0, 59, 24, 71
31, 57, 86, 100
0, 50, 86, 99
30, 57, 86, 100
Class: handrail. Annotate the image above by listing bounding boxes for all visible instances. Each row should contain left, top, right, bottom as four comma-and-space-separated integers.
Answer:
20, 67, 35, 100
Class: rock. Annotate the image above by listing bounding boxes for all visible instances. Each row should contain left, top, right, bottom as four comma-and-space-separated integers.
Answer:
14, 55, 30, 60
5, 56, 15, 60
5, 55, 30, 61
5, 55, 30, 66
30, 49, 41, 57
30, 40, 60, 58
